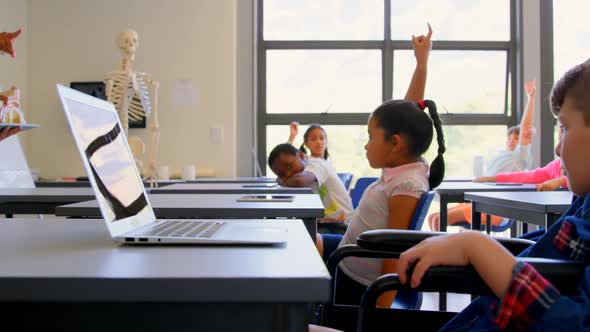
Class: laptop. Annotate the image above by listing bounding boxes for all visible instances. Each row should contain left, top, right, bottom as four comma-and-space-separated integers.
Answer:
56, 84, 287, 245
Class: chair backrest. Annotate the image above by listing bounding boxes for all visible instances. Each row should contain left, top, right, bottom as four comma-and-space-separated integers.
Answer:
350, 177, 378, 209
408, 191, 436, 231
391, 190, 435, 310
337, 172, 353, 190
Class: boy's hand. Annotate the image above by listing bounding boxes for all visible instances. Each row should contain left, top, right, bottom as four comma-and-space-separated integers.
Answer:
412, 23, 433, 67
398, 232, 472, 288
525, 79, 536, 98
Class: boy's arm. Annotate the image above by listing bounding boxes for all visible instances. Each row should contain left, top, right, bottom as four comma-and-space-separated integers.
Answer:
279, 171, 316, 188
404, 23, 432, 102
518, 79, 536, 147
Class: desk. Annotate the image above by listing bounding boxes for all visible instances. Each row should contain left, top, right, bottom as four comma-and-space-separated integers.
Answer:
0, 187, 95, 216
0, 218, 329, 332
465, 191, 573, 231
433, 182, 536, 310
35, 179, 182, 188
187, 177, 277, 183
442, 176, 474, 182
56, 193, 324, 240
151, 183, 313, 195
434, 182, 537, 232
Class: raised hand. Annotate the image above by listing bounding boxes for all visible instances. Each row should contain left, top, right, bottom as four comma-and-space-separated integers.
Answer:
289, 121, 299, 138
412, 23, 433, 67
0, 29, 22, 58
525, 78, 536, 97
287, 121, 299, 145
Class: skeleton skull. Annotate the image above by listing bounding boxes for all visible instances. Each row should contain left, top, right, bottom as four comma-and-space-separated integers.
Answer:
117, 29, 138, 61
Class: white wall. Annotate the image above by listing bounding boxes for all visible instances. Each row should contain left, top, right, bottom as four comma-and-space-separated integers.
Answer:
0, 0, 28, 147
25, 0, 237, 179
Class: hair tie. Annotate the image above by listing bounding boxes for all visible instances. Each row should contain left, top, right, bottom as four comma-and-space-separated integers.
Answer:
418, 100, 426, 110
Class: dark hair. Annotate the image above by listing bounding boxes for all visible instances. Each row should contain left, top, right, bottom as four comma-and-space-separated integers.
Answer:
371, 99, 446, 189
507, 125, 520, 137
268, 143, 300, 169
299, 123, 329, 160
551, 58, 590, 123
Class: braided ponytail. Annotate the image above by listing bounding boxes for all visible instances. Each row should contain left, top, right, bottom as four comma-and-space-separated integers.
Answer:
418, 100, 446, 189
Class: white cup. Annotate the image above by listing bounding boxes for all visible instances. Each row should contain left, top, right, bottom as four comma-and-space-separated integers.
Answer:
473, 155, 484, 177
181, 165, 196, 180
156, 165, 170, 180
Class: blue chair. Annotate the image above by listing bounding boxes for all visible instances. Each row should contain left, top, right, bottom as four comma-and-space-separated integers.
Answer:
336, 172, 354, 190
455, 218, 514, 235
390, 190, 435, 309
350, 177, 378, 209
317, 190, 437, 328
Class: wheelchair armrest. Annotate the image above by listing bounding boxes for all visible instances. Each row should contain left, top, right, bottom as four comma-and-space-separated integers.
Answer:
357, 229, 535, 255
356, 257, 584, 332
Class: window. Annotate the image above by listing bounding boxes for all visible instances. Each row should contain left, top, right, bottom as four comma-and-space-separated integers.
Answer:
258, 0, 519, 179
553, 0, 590, 79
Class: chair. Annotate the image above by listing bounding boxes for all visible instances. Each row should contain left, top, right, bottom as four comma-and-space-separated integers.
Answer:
354, 230, 583, 332
337, 172, 354, 191
316, 191, 437, 329
349, 177, 378, 209
316, 228, 535, 331
455, 218, 514, 235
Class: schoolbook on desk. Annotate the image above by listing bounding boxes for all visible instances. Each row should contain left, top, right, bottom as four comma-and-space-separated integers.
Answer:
57, 84, 287, 245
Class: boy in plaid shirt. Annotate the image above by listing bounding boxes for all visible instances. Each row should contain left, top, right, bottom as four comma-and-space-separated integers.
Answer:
397, 58, 590, 331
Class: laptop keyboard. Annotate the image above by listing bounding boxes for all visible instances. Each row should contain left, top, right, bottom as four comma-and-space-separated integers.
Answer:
141, 220, 226, 238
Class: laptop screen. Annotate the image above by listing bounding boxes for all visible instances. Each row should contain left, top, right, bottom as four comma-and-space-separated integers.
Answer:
58, 85, 156, 235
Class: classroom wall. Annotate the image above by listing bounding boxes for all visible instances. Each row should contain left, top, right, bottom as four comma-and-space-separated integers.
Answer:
0, 0, 28, 148
24, 0, 237, 179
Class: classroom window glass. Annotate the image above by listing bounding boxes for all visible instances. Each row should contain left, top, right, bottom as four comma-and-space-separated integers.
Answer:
390, 0, 510, 41
266, 50, 382, 114
263, 0, 383, 40
393, 50, 508, 114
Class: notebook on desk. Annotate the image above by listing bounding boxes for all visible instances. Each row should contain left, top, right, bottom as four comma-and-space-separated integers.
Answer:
56, 84, 287, 245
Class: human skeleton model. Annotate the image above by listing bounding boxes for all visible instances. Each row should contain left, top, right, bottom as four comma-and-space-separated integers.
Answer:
105, 29, 160, 187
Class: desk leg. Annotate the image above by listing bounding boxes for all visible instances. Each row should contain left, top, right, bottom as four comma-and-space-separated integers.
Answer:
303, 218, 317, 241
440, 196, 448, 232
438, 196, 448, 311
471, 203, 481, 231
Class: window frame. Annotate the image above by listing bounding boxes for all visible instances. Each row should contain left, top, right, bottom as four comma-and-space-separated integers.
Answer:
256, 0, 523, 175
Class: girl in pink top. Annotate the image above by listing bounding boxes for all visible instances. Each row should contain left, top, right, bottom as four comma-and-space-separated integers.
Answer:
428, 158, 567, 231
476, 157, 567, 191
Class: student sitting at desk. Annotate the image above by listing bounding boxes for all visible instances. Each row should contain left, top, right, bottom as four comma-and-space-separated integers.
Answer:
268, 143, 353, 223
311, 56, 590, 332
428, 158, 568, 231
303, 24, 444, 309
427, 79, 538, 231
